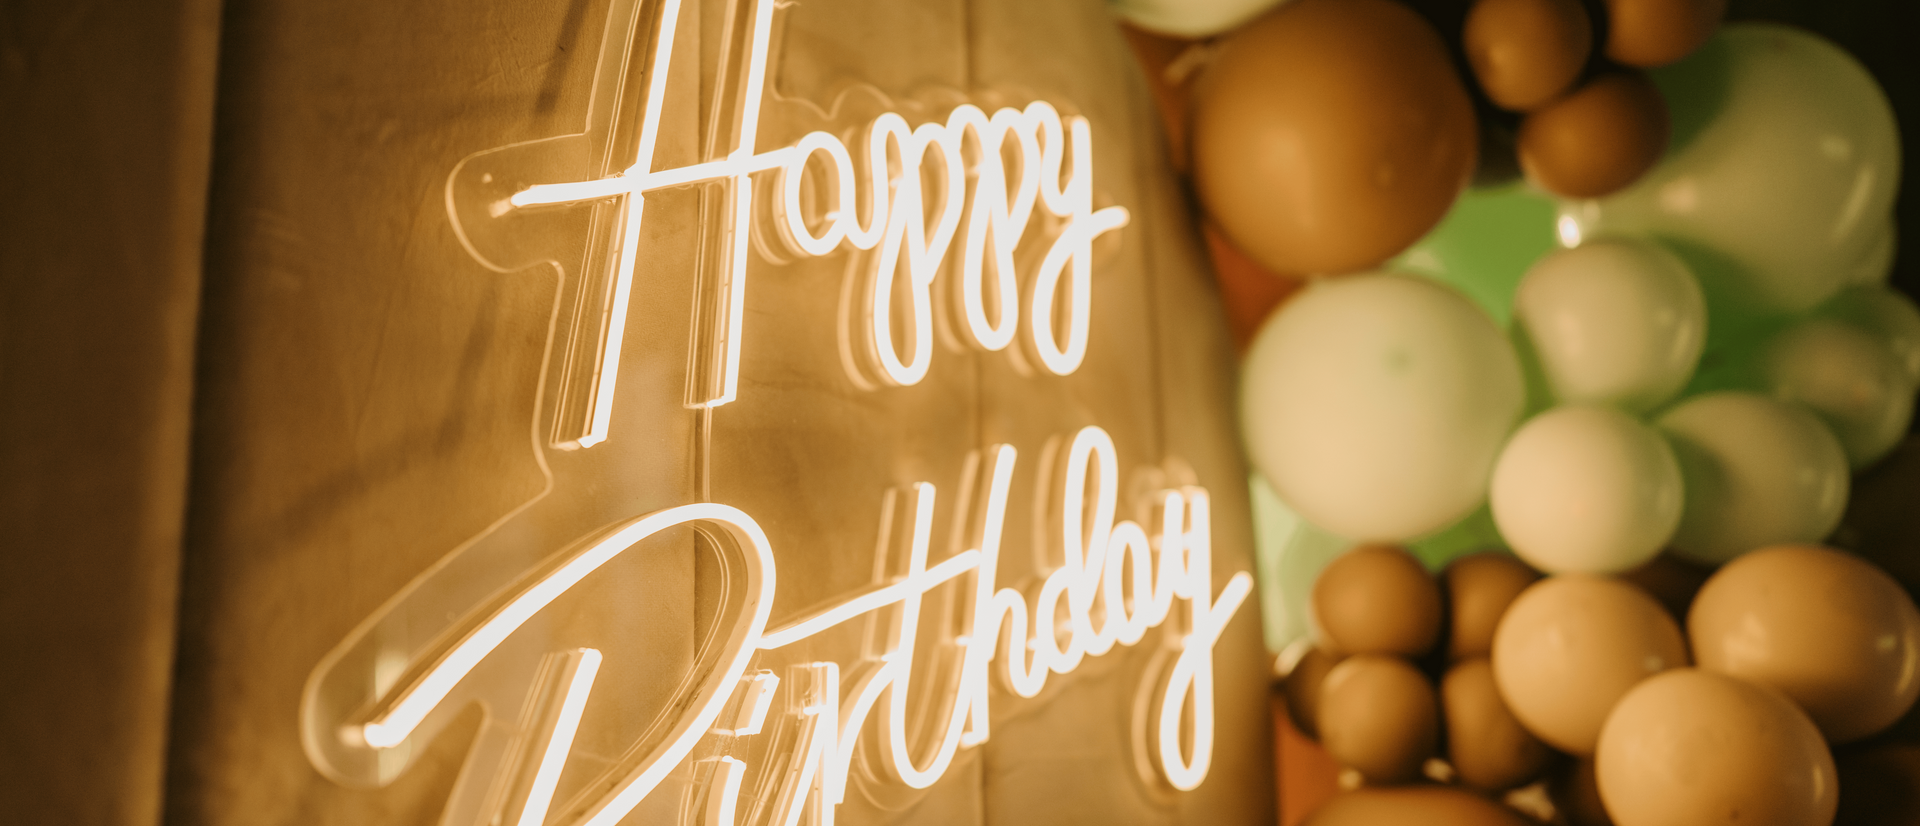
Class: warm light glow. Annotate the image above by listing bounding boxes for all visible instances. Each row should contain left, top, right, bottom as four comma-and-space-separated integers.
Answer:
499, 0, 1129, 415
515, 649, 602, 826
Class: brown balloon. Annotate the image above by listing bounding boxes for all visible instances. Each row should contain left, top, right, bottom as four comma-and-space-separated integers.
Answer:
1603, 0, 1727, 68
1302, 785, 1538, 826
1282, 645, 1344, 740
1464, 0, 1593, 111
1445, 552, 1540, 661
1492, 575, 1688, 755
1597, 669, 1837, 826
1314, 544, 1444, 657
1318, 655, 1440, 785
1190, 0, 1477, 275
1444, 657, 1555, 791
1689, 544, 1920, 744
1518, 71, 1669, 199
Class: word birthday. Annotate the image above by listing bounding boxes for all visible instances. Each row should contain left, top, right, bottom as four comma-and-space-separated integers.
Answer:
352, 428, 1252, 826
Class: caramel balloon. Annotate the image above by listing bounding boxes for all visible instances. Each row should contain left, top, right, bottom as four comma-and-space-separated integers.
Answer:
1318, 655, 1440, 784
1464, 0, 1593, 111
1302, 785, 1538, 825
1596, 669, 1836, 826
1689, 544, 1920, 743
1603, 0, 1727, 68
1313, 544, 1443, 657
1519, 72, 1669, 199
1191, 0, 1477, 275
1492, 575, 1688, 754
1443, 657, 1555, 790
1282, 645, 1344, 740
1444, 553, 1540, 661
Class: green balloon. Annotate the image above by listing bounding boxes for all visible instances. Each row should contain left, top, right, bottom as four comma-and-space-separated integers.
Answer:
1394, 182, 1559, 327
1563, 24, 1900, 315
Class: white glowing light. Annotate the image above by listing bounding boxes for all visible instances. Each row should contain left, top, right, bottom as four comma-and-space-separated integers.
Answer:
356, 504, 774, 826
702, 757, 747, 826
721, 670, 780, 736
515, 649, 602, 826
340, 427, 1249, 825
501, 0, 1129, 417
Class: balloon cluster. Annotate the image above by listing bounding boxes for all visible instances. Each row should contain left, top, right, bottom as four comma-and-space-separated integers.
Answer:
1112, 0, 1920, 823
1282, 543, 1920, 826
1230, 19, 1913, 575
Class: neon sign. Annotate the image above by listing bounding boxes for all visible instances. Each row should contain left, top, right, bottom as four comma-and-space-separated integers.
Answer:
302, 0, 1254, 823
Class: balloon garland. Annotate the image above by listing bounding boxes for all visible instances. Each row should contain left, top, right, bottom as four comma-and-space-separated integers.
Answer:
1115, 0, 1920, 822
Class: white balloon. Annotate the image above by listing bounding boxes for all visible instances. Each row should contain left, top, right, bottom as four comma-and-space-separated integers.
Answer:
1821, 284, 1920, 386
1241, 272, 1523, 542
1512, 239, 1705, 413
1109, 0, 1289, 38
1657, 392, 1850, 566
1763, 319, 1915, 468
1562, 25, 1900, 312
1490, 406, 1683, 574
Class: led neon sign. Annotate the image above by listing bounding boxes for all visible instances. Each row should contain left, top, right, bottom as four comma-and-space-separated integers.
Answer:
303, 0, 1254, 823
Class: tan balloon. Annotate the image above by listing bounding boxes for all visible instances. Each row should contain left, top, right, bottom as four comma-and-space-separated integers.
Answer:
1302, 785, 1538, 826
1464, 0, 1593, 111
1444, 553, 1540, 661
1603, 0, 1727, 68
1282, 645, 1343, 740
1519, 72, 1669, 199
1317, 655, 1439, 784
1443, 657, 1555, 790
1492, 575, 1688, 754
1191, 0, 1476, 275
1596, 669, 1836, 826
1312, 544, 1443, 657
1689, 544, 1920, 743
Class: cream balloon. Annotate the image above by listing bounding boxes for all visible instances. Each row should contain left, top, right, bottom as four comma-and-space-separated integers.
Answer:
1491, 405, 1683, 574
1656, 392, 1849, 565
1110, 0, 1291, 38
1561, 25, 1900, 312
1241, 273, 1524, 541
1763, 319, 1915, 468
1513, 239, 1705, 412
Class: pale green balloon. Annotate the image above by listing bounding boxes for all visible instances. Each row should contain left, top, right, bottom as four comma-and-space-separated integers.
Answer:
1394, 182, 1560, 327
1512, 239, 1706, 414
1819, 284, 1920, 385
1559, 24, 1900, 314
1241, 272, 1523, 542
1844, 216, 1897, 288
1658, 392, 1850, 566
1762, 319, 1916, 469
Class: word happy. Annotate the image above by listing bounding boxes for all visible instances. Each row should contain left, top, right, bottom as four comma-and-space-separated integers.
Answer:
317, 0, 1253, 825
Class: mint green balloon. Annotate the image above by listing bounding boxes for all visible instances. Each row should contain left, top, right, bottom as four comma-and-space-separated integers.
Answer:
1560, 24, 1900, 315
1394, 182, 1559, 327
